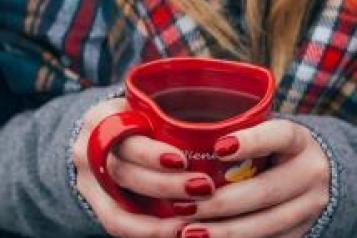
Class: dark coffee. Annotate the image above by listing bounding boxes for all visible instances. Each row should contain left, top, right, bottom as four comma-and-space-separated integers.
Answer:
152, 87, 260, 122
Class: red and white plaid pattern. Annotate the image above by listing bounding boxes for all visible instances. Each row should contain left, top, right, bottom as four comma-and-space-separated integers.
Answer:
134, 0, 210, 60
115, 0, 356, 122
276, 0, 356, 122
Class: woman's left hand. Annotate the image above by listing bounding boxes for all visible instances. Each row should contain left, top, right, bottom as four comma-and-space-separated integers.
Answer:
176, 120, 330, 238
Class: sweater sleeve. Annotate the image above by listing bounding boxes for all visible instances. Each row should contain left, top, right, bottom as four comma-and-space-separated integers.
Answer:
279, 115, 357, 238
0, 85, 124, 238
2, 96, 355, 238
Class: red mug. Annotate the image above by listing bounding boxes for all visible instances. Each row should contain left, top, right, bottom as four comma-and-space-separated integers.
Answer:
88, 58, 275, 218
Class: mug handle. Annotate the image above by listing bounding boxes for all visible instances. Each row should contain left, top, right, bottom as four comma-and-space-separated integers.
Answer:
87, 111, 153, 213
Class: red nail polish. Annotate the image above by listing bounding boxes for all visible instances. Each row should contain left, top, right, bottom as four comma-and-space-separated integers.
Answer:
160, 153, 185, 169
185, 178, 213, 196
214, 136, 239, 157
184, 228, 209, 238
173, 202, 197, 216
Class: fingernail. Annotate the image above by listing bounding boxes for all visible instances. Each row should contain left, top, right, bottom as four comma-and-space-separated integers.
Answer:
160, 153, 185, 169
184, 228, 209, 238
214, 136, 239, 157
173, 202, 197, 216
185, 178, 213, 197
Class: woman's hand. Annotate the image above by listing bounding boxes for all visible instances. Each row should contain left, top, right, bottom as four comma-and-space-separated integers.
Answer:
73, 98, 215, 238
177, 120, 330, 238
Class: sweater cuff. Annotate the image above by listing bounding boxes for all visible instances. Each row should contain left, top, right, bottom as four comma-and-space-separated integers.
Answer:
276, 114, 354, 238
66, 87, 125, 223
303, 130, 340, 238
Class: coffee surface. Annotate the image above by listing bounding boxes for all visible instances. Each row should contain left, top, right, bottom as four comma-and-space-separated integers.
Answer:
152, 87, 260, 122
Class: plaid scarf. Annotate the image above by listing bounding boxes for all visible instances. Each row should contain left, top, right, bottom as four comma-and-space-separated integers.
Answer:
0, 0, 356, 123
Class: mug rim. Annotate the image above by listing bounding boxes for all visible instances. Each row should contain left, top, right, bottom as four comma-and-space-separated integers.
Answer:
126, 57, 275, 131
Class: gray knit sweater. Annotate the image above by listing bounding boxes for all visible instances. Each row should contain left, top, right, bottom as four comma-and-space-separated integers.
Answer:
0, 84, 355, 237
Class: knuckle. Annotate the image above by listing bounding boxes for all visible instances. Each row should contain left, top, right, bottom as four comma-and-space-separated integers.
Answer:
72, 144, 88, 169
134, 146, 149, 163
295, 124, 312, 146
271, 120, 295, 141
250, 126, 264, 144
109, 159, 127, 187
255, 175, 273, 197
259, 183, 279, 207
277, 120, 310, 151
311, 193, 329, 217
103, 221, 122, 237
82, 107, 98, 131
249, 127, 262, 142
311, 156, 330, 182
271, 119, 292, 130
317, 194, 329, 210
280, 120, 296, 144
73, 142, 85, 160
72, 156, 85, 171
298, 124, 311, 139
283, 210, 302, 227
244, 129, 263, 153
156, 179, 174, 197
208, 196, 226, 215
122, 137, 151, 164
259, 183, 272, 199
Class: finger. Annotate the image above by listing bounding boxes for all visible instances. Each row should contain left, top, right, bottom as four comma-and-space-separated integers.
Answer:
76, 163, 185, 238
108, 154, 214, 199
181, 192, 323, 238
84, 98, 128, 132
273, 220, 315, 238
176, 150, 316, 218
118, 135, 187, 171
73, 98, 127, 166
74, 98, 187, 237
213, 119, 310, 161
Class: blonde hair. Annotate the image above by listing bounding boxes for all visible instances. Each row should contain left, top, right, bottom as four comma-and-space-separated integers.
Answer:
172, 0, 311, 82
113, 0, 311, 82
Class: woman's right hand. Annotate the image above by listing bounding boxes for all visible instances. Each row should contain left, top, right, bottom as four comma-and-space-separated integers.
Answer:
73, 98, 215, 238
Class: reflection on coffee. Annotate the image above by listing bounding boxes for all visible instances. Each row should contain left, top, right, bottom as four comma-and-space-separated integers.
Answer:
152, 87, 260, 122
